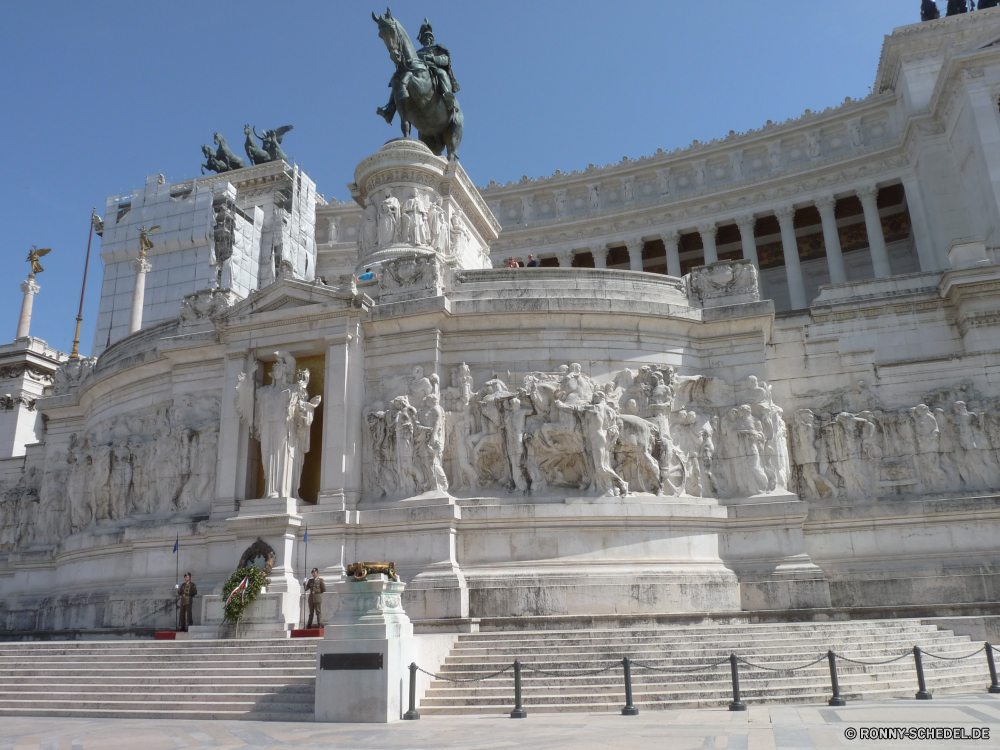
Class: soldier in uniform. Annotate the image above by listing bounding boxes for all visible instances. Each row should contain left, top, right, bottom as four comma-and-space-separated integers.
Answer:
416, 19, 460, 115
176, 572, 197, 632
303, 567, 326, 628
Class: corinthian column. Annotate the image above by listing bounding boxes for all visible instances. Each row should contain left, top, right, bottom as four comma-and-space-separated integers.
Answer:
814, 195, 847, 285
735, 215, 758, 269
775, 205, 808, 310
624, 238, 644, 272
129, 253, 152, 335
698, 222, 718, 264
856, 184, 891, 278
15, 277, 39, 340
660, 230, 681, 277
591, 245, 609, 269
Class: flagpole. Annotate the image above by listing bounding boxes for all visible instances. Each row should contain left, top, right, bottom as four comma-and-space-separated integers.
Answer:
70, 208, 96, 360
174, 534, 179, 631
301, 524, 308, 629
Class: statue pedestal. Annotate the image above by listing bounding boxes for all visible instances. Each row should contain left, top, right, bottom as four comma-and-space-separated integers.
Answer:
314, 574, 413, 722
349, 139, 500, 273
185, 590, 296, 639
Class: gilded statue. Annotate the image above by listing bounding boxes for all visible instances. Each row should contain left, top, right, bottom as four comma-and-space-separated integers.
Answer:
26, 246, 51, 276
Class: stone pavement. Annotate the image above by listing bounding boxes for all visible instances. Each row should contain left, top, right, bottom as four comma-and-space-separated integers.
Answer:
1, 694, 999, 749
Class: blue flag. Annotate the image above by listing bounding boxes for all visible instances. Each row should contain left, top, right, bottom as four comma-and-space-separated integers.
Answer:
173, 536, 178, 553
303, 528, 308, 544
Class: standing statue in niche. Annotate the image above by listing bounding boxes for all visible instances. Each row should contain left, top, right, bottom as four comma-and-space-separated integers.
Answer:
373, 9, 464, 160
378, 189, 401, 246
235, 352, 322, 500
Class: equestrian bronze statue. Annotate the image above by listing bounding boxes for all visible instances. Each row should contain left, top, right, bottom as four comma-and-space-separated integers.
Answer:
373, 10, 464, 161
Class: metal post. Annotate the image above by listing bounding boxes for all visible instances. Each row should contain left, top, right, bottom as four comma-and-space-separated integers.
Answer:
510, 660, 527, 718
827, 650, 846, 706
986, 642, 1000, 694
621, 657, 638, 715
728, 653, 746, 711
403, 662, 420, 720
913, 646, 932, 700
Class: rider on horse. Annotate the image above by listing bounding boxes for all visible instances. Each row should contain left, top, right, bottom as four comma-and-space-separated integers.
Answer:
378, 17, 460, 124
416, 20, 459, 115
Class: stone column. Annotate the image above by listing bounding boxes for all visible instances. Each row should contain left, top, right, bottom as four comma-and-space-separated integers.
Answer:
591, 244, 609, 269
319, 322, 364, 512
15, 277, 39, 340
129, 254, 152, 335
661, 230, 681, 277
735, 215, 759, 269
698, 222, 718, 264
814, 195, 847, 285
775, 205, 808, 310
555, 249, 574, 267
856, 185, 892, 278
899, 173, 942, 271
624, 238, 644, 272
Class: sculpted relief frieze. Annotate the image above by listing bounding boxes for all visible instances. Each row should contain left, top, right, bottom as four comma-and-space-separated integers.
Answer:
364, 363, 790, 501
789, 381, 1000, 500
0, 395, 220, 551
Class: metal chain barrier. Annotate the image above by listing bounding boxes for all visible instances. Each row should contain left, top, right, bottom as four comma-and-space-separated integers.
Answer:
920, 645, 986, 661
417, 664, 513, 683
521, 662, 620, 678
631, 657, 730, 674
833, 651, 913, 666
737, 654, 828, 672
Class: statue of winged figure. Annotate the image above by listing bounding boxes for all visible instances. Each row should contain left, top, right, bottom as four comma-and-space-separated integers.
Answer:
26, 246, 51, 276
250, 125, 294, 163
138, 225, 161, 255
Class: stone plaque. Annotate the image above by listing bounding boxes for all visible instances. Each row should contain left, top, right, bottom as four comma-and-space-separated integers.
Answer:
320, 653, 384, 670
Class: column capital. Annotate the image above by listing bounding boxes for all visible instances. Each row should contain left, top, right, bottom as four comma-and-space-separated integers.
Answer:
555, 249, 574, 267
734, 214, 756, 231
132, 255, 152, 274
855, 184, 880, 203
814, 194, 837, 213
20, 278, 40, 295
774, 204, 796, 223
659, 229, 680, 244
623, 237, 644, 253
697, 221, 718, 238
590, 244, 609, 257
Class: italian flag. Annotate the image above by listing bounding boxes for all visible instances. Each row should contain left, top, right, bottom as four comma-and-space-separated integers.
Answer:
225, 576, 250, 607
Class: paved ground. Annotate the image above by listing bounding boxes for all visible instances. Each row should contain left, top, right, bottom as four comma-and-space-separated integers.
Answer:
1, 695, 999, 749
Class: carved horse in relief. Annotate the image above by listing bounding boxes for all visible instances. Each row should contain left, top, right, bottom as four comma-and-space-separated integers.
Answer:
372, 8, 464, 161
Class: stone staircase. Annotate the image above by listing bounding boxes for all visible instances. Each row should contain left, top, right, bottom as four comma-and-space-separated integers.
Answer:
420, 619, 992, 715
0, 638, 318, 720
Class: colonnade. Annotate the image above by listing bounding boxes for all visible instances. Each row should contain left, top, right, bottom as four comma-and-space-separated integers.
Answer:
511, 180, 940, 310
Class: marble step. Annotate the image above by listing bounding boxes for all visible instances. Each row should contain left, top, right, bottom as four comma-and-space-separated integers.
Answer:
456, 621, 943, 639
0, 705, 314, 721
0, 684, 314, 697
0, 691, 314, 705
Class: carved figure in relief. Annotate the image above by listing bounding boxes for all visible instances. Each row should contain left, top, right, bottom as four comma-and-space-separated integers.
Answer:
235, 353, 322, 500
721, 405, 769, 496
790, 410, 838, 499
848, 120, 864, 148
910, 404, 948, 492
554, 190, 567, 218
588, 184, 601, 210
622, 177, 635, 203
361, 197, 379, 255
427, 197, 449, 254
449, 214, 468, 257
570, 392, 628, 497
377, 189, 401, 247
951, 402, 999, 489
693, 162, 706, 189
391, 395, 421, 495
807, 130, 821, 159
402, 191, 431, 245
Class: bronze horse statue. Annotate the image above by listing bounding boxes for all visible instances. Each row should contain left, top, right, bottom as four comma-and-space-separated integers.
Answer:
372, 9, 463, 161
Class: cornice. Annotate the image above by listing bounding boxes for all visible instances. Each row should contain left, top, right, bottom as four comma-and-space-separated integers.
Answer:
488, 142, 910, 254
480, 94, 896, 197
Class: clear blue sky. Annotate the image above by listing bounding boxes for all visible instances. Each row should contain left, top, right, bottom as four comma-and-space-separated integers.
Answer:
1, 0, 925, 356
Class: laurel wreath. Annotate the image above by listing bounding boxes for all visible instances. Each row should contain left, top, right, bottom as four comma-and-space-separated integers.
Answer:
221, 565, 268, 624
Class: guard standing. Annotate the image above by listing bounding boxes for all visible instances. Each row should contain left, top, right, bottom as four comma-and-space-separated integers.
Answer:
176, 572, 197, 632
303, 568, 326, 628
